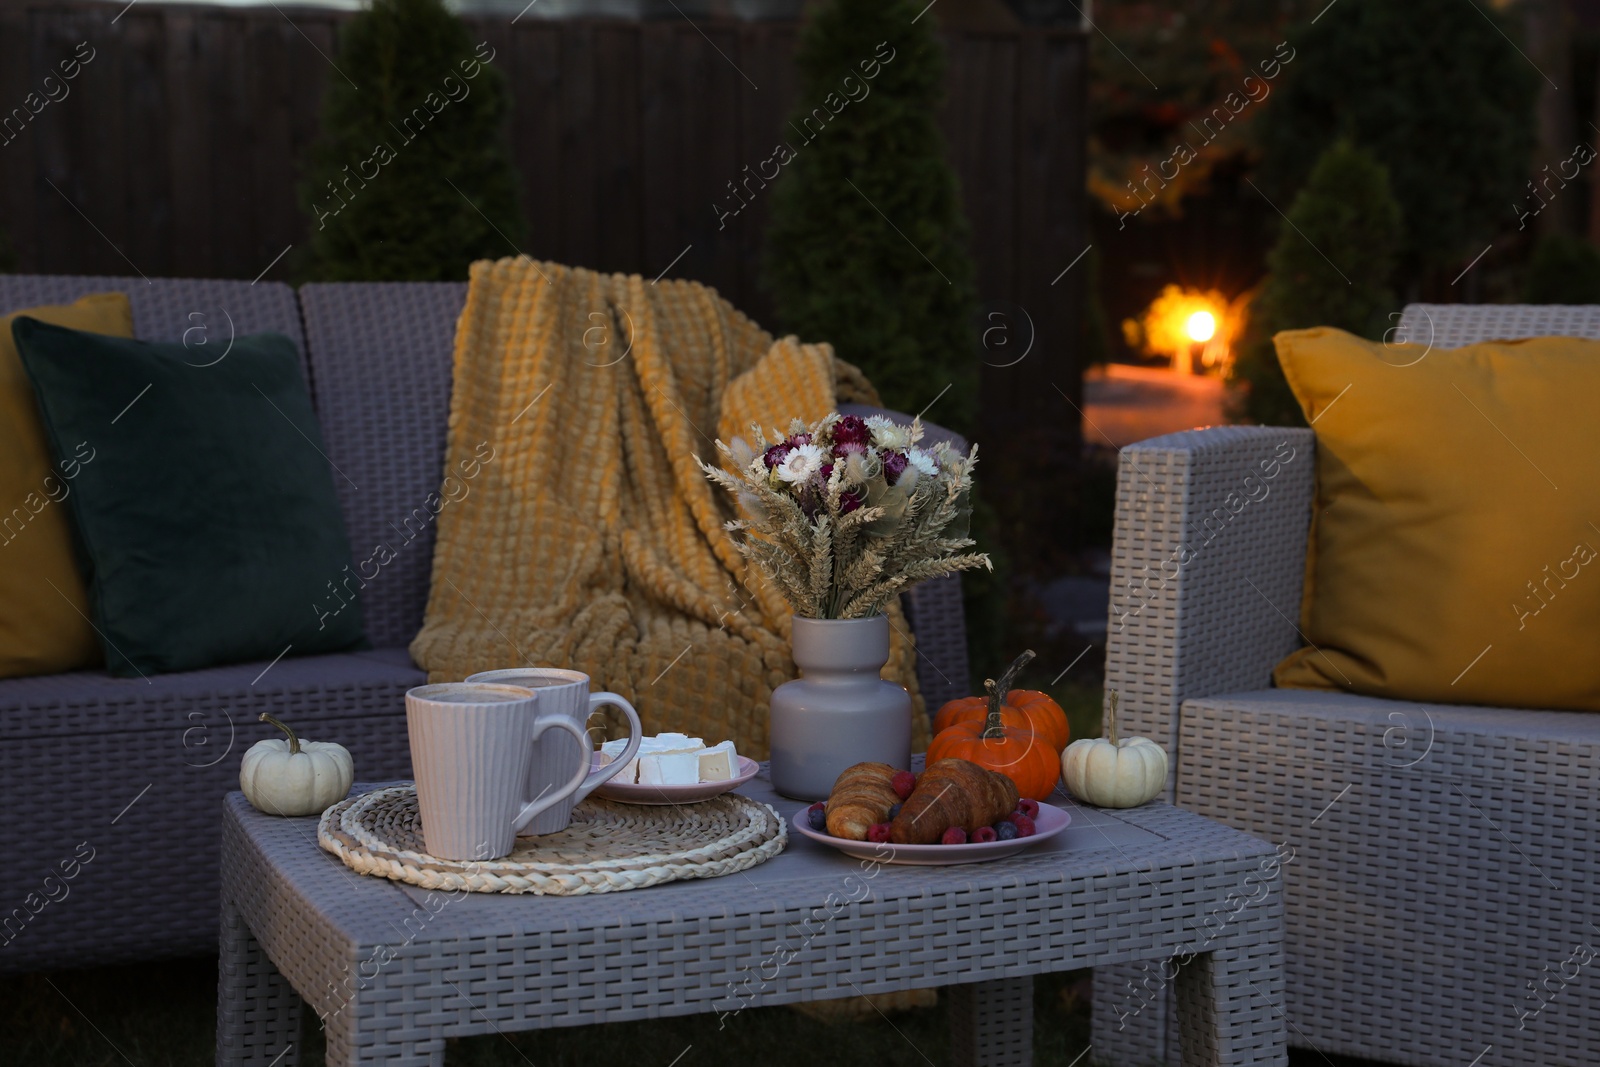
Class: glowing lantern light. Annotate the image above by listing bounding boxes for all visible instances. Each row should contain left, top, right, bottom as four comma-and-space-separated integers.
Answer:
1123, 285, 1236, 375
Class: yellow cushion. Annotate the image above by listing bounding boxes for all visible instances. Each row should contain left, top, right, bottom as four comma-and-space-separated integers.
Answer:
0, 292, 133, 678
1274, 326, 1600, 711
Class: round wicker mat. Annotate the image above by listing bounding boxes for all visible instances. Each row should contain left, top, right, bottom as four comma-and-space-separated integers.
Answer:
317, 785, 787, 895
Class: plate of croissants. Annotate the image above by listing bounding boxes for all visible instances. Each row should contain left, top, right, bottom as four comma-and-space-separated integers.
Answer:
792, 757, 1071, 865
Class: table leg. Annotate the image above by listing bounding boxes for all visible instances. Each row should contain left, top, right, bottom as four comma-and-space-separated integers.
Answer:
217, 896, 303, 1067
949, 977, 1033, 1067
1092, 961, 1175, 1066
322, 1018, 444, 1067
1173, 909, 1289, 1067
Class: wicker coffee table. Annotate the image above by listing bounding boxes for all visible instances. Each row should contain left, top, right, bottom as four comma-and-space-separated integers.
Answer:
216, 768, 1289, 1066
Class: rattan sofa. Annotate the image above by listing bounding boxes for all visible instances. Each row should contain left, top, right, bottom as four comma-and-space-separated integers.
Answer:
1091, 304, 1600, 1067
0, 274, 969, 976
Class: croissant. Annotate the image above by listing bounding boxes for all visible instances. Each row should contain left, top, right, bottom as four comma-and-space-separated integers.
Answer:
825, 762, 901, 841
890, 759, 1018, 845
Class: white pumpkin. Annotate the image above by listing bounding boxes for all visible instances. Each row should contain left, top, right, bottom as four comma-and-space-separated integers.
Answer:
1060, 692, 1168, 808
240, 713, 354, 817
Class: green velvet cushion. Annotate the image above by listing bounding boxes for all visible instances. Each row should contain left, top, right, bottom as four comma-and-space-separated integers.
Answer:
13, 317, 365, 677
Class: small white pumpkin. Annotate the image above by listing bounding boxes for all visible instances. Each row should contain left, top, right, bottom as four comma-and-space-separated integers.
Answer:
1061, 692, 1168, 808
240, 713, 354, 817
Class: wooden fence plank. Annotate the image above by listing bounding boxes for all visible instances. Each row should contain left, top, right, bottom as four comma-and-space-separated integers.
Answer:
120, 9, 171, 277
163, 9, 213, 276
731, 22, 798, 324
556, 21, 597, 267
593, 24, 642, 275
509, 22, 562, 261
0, 6, 38, 268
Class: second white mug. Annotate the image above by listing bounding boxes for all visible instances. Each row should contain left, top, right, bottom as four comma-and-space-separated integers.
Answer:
465, 667, 643, 835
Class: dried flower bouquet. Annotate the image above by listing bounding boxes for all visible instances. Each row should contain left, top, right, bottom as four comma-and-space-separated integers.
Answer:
701, 412, 992, 619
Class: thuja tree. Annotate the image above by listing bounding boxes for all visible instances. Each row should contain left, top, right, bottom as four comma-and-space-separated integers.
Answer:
1256, 0, 1535, 278
763, 0, 981, 435
299, 0, 523, 281
1524, 234, 1600, 304
1230, 141, 1402, 426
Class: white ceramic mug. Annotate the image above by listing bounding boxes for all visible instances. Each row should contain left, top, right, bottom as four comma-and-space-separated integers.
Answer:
405, 683, 589, 860
465, 667, 643, 835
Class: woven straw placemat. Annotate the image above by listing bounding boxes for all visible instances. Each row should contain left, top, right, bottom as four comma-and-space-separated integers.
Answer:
317, 785, 787, 895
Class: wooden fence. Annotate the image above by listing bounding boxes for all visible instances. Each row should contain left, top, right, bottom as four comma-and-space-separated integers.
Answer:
0, 2, 1085, 448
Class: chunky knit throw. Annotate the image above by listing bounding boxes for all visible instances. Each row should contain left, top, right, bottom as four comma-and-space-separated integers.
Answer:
410, 257, 927, 756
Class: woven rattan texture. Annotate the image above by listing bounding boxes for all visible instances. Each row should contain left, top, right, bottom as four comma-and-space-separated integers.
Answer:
1106, 306, 1600, 1067
319, 785, 786, 894
0, 649, 421, 975
1097, 424, 1312, 1065
1181, 690, 1600, 1067
0, 274, 306, 373
219, 777, 1289, 1067
297, 283, 467, 651
1104, 426, 1314, 766
1395, 302, 1600, 347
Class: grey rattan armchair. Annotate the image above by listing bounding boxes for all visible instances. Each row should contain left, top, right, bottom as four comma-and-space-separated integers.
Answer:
1092, 305, 1600, 1067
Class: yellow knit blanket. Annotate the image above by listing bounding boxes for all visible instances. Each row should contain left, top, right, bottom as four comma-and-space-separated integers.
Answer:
410, 257, 927, 756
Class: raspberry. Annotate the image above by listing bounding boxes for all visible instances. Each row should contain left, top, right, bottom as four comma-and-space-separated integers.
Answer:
1016, 798, 1040, 819
888, 803, 902, 820
995, 821, 1019, 841
971, 826, 998, 844
1008, 813, 1037, 838
807, 804, 827, 832
867, 822, 893, 843
940, 826, 968, 845
891, 770, 916, 801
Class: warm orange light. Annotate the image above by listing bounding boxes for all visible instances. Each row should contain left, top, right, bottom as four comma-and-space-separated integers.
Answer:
1125, 286, 1234, 374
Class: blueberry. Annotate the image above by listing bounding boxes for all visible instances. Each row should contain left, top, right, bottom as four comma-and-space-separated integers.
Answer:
888, 803, 902, 819
995, 821, 1019, 841
808, 807, 827, 831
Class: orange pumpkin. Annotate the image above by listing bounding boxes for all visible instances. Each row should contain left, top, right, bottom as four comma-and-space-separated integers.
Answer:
927, 654, 1062, 800
933, 650, 1071, 753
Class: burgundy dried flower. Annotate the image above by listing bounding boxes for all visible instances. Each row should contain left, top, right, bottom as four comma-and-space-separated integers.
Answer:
762, 442, 793, 469
882, 450, 909, 485
832, 415, 871, 449
785, 432, 813, 449
839, 490, 864, 514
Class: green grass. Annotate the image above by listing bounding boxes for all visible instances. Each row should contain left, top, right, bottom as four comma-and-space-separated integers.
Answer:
2, 955, 1376, 1066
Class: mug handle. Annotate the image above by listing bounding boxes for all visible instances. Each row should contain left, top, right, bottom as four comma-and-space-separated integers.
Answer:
510, 717, 591, 832
573, 692, 643, 804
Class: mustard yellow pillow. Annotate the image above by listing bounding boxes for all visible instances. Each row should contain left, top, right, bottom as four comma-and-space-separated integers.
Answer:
0, 292, 132, 677
1274, 326, 1600, 712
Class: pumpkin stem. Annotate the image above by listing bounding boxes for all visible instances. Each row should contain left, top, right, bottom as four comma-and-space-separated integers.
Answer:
259, 712, 301, 755
981, 650, 1036, 740
1106, 690, 1120, 746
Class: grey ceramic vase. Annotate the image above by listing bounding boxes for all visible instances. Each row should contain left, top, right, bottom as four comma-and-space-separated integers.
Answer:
769, 614, 912, 801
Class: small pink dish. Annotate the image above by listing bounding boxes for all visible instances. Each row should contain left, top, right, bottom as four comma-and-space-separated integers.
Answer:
591, 755, 761, 805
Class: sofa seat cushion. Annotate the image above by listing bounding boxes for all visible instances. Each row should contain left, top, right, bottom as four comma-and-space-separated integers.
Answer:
0, 646, 424, 743
0, 645, 422, 975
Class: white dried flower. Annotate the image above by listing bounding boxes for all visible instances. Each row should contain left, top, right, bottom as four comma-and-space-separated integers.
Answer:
907, 449, 938, 478
865, 415, 912, 451
775, 443, 824, 483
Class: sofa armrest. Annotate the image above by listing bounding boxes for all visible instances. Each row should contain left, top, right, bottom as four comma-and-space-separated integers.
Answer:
1105, 425, 1316, 787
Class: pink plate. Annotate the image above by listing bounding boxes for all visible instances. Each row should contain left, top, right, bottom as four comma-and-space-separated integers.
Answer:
790, 802, 1071, 865
591, 755, 761, 805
